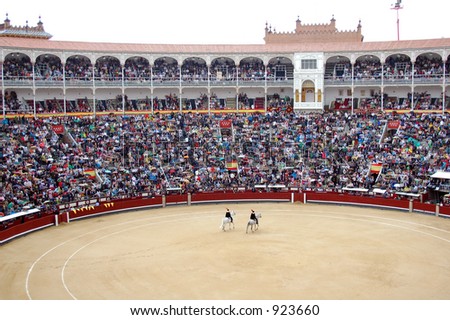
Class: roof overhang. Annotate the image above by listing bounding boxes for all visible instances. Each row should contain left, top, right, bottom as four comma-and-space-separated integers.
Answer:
431, 171, 450, 180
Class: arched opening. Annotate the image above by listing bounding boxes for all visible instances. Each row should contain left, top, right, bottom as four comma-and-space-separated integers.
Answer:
302, 80, 315, 102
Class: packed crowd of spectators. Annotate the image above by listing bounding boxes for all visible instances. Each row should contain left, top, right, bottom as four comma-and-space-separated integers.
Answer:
353, 91, 448, 111
2, 55, 296, 83
1, 90, 295, 114
1, 110, 449, 217
327, 55, 450, 81
4, 53, 449, 86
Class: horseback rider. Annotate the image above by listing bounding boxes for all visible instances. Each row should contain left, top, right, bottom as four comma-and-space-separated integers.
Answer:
225, 208, 233, 223
250, 209, 258, 225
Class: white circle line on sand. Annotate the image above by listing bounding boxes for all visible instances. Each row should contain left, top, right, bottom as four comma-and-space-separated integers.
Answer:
62, 215, 215, 300
24, 206, 450, 299
25, 210, 222, 299
61, 211, 450, 300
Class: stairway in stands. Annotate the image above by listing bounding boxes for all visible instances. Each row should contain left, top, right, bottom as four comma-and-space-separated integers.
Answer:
254, 97, 264, 109
226, 97, 236, 109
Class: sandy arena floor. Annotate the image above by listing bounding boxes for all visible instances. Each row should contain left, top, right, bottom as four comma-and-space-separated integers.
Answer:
1, 202, 450, 300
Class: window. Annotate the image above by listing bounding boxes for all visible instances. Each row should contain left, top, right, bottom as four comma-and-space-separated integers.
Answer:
301, 59, 317, 69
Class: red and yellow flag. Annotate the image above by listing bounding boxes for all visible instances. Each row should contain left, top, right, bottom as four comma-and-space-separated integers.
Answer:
84, 169, 96, 179
370, 163, 382, 174
226, 160, 238, 171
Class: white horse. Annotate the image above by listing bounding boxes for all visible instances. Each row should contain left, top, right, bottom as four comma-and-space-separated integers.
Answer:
246, 213, 262, 233
220, 211, 236, 231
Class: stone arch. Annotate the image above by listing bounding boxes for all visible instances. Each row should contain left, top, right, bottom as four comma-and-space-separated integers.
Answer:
181, 57, 208, 81
3, 52, 33, 80
153, 57, 179, 82
239, 57, 265, 80
124, 56, 151, 81
354, 54, 382, 80
65, 55, 92, 81
267, 56, 294, 80
95, 56, 122, 81
325, 55, 351, 79
211, 57, 236, 81
302, 80, 315, 102
35, 53, 63, 80
384, 53, 412, 80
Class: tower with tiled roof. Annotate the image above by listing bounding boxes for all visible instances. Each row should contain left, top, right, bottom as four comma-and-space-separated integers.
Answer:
0, 14, 52, 39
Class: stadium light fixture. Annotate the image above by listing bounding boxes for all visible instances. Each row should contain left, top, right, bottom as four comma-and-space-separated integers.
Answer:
391, 0, 403, 41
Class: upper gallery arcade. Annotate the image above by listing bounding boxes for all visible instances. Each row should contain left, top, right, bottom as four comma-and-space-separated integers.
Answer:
0, 14, 450, 116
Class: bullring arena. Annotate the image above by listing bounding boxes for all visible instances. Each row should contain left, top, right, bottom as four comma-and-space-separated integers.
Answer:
1, 198, 450, 300
1, 9, 450, 305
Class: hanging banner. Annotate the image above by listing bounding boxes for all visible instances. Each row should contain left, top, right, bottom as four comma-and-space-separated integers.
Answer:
219, 120, 232, 128
219, 119, 233, 137
387, 120, 400, 130
52, 124, 65, 134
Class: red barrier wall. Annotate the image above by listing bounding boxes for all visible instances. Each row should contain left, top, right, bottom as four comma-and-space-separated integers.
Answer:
439, 206, 450, 216
166, 194, 188, 205
306, 192, 410, 210
1, 191, 449, 244
0, 215, 55, 243
413, 202, 437, 214
68, 196, 163, 221
191, 191, 291, 203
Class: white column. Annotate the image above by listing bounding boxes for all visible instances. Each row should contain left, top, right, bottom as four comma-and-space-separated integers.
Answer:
381, 63, 384, 112
122, 65, 125, 116
264, 64, 268, 112
443, 59, 446, 114
351, 62, 354, 115
179, 64, 182, 112
32, 62, 36, 118
411, 61, 415, 111
1, 53, 5, 119
92, 65, 96, 117
62, 62, 67, 116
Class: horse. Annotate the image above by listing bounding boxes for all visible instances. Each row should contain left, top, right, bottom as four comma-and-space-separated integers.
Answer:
246, 213, 262, 233
220, 211, 236, 231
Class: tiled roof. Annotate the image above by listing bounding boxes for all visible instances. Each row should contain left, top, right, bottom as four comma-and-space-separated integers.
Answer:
0, 29, 53, 39
1, 37, 450, 54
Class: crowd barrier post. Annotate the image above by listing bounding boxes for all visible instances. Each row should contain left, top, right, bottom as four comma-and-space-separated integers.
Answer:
409, 199, 413, 213
304, 193, 307, 204
188, 193, 191, 206
436, 204, 440, 217
162, 195, 166, 208
291, 193, 294, 203
55, 214, 59, 227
